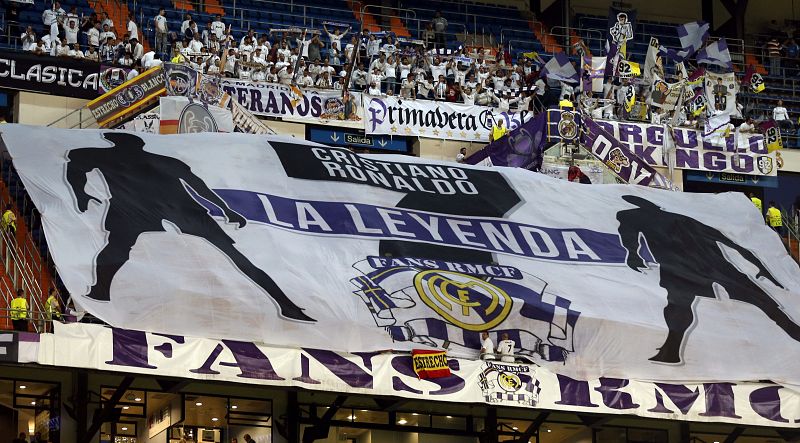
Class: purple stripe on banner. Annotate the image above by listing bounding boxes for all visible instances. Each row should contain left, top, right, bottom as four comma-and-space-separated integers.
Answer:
195, 189, 628, 264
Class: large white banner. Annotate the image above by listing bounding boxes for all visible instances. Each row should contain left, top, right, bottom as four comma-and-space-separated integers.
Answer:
593, 119, 778, 176
39, 323, 800, 428
363, 95, 532, 142
705, 71, 738, 115
3, 126, 800, 388
220, 80, 364, 129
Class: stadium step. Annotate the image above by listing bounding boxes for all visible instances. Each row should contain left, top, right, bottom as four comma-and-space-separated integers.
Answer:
174, 0, 194, 11
205, 0, 224, 16
93, 0, 151, 53
347, 0, 380, 33
530, 20, 560, 54
745, 53, 768, 75
389, 17, 411, 38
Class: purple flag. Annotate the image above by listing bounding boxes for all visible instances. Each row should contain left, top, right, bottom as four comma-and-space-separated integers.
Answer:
465, 113, 548, 170
580, 116, 673, 188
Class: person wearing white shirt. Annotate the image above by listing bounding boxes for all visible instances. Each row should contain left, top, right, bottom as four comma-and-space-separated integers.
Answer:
333, 76, 346, 90
456, 147, 467, 163
277, 66, 294, 85
127, 14, 138, 41
384, 56, 397, 94
64, 16, 79, 44
87, 23, 100, 48
141, 51, 156, 68
496, 333, 516, 363
367, 82, 382, 96
21, 27, 36, 51
266, 67, 279, 83
366, 34, 380, 59
368, 68, 383, 91
344, 36, 357, 61
42, 2, 64, 44
211, 15, 225, 39
154, 8, 169, 57
324, 24, 349, 54
129, 39, 144, 61
479, 331, 494, 360
461, 86, 477, 105
296, 31, 311, 58
56, 39, 70, 57
84, 46, 99, 61
101, 12, 113, 30
315, 72, 333, 89
127, 66, 140, 81
429, 57, 447, 80
534, 77, 546, 97
433, 75, 447, 100
69, 44, 84, 58
351, 64, 367, 89
400, 74, 416, 98
188, 35, 203, 53
298, 70, 314, 88
739, 117, 756, 133
99, 24, 116, 44
417, 76, 434, 99
180, 14, 192, 35
774, 100, 790, 122
369, 53, 386, 74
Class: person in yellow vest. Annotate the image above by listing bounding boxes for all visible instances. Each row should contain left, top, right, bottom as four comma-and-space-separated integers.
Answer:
489, 118, 507, 143
45, 288, 62, 329
1, 204, 16, 241
559, 96, 574, 109
766, 201, 784, 236
10, 288, 28, 332
749, 192, 762, 213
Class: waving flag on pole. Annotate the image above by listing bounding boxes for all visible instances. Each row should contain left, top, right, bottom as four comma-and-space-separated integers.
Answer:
697, 38, 733, 70
541, 53, 579, 83
743, 65, 766, 93
659, 21, 710, 62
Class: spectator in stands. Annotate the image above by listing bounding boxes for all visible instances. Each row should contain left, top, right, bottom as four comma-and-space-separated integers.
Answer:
479, 331, 494, 360
316, 71, 333, 89
211, 14, 225, 40
366, 34, 380, 59
87, 22, 101, 48
422, 22, 435, 49
101, 11, 113, 30
10, 289, 28, 332
99, 23, 115, 44
784, 38, 800, 76
456, 147, 467, 163
85, 45, 99, 62
154, 8, 169, 59
21, 26, 36, 52
42, 2, 64, 44
100, 37, 115, 62
181, 13, 192, 36
496, 333, 515, 363
308, 34, 323, 63
80, 12, 98, 34
431, 11, 447, 49
766, 37, 782, 76
774, 99, 792, 133
739, 116, 756, 132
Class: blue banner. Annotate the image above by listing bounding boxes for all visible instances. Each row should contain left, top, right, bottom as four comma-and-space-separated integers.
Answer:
308, 127, 409, 152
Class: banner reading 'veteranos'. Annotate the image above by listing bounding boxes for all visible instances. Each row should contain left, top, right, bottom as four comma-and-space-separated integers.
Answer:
3, 125, 800, 388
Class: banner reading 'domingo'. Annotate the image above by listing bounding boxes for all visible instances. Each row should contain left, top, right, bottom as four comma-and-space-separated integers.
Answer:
3, 126, 800, 390
364, 95, 532, 142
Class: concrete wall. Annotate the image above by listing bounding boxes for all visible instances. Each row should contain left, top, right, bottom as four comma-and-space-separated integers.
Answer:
14, 91, 88, 128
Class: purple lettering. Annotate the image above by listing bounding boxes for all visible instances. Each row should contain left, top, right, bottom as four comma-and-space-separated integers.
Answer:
594, 378, 640, 410
648, 383, 701, 415
293, 354, 321, 384
190, 341, 284, 380
555, 375, 599, 408
699, 383, 742, 419
749, 386, 790, 423
106, 328, 156, 369
703, 151, 727, 171
302, 349, 373, 389
676, 148, 699, 169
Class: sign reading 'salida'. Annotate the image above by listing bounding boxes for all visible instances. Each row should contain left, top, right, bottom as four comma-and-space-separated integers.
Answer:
87, 66, 166, 127
0, 50, 101, 99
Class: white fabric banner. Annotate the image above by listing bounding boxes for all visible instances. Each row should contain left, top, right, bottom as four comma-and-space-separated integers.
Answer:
704, 71, 738, 115
363, 95, 532, 142
220, 80, 364, 129
3, 126, 800, 388
159, 96, 234, 134
37, 323, 800, 428
592, 119, 778, 176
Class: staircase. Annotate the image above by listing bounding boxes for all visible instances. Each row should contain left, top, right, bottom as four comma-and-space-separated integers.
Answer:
89, 0, 150, 52
389, 17, 411, 38
745, 53, 768, 75
174, 0, 194, 11
204, 0, 225, 15
347, 0, 380, 33
530, 20, 561, 54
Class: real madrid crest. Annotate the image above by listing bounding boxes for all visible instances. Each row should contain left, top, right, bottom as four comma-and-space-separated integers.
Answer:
558, 111, 578, 142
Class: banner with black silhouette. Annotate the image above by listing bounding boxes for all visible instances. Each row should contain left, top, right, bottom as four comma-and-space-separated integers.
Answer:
2, 125, 800, 391
34, 322, 800, 428
0, 50, 101, 99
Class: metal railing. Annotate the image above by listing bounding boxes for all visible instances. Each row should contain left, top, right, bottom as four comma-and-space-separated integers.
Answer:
46, 107, 98, 129
783, 208, 800, 263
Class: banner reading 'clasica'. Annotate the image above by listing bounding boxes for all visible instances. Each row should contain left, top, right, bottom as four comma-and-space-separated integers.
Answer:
3, 126, 799, 391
